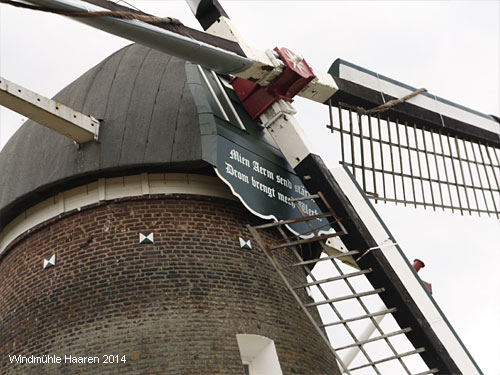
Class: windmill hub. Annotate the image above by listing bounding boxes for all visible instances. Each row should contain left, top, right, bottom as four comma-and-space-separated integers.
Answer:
230, 47, 315, 119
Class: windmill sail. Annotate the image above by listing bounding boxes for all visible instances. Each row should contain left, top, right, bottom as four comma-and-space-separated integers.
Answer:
327, 59, 500, 217
0, 0, 493, 374
249, 170, 482, 374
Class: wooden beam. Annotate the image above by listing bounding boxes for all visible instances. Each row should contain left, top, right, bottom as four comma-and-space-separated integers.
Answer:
0, 76, 99, 143
328, 59, 500, 147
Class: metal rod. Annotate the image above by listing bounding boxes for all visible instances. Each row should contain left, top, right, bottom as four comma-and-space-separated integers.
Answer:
290, 191, 347, 237
304, 289, 384, 308
289, 194, 321, 202
270, 231, 343, 250
348, 348, 426, 372
328, 124, 497, 170
285, 241, 380, 374
446, 133, 465, 215
484, 145, 500, 192
387, 118, 398, 203
340, 308, 388, 369
422, 128, 436, 210
339, 106, 345, 167
412, 369, 440, 375
293, 201, 409, 374
269, 223, 378, 374
277, 221, 377, 372
368, 115, 378, 202
317, 191, 348, 234
438, 130, 456, 213
252, 190, 428, 375
326, 244, 413, 374
285, 250, 360, 268
338, 162, 494, 194
292, 193, 333, 262
328, 99, 334, 133
246, 225, 352, 374
335, 328, 412, 351
405, 122, 417, 207
486, 145, 500, 218
322, 308, 398, 328
490, 145, 500, 173
470, 139, 491, 216
430, 128, 446, 211
251, 211, 335, 229
348, 109, 356, 178
293, 269, 372, 289
454, 136, 472, 214
359, 113, 367, 192
461, 138, 481, 215
296, 202, 409, 374
364, 196, 496, 215
477, 143, 499, 217
278, 219, 382, 375
396, 119, 407, 206
378, 115, 387, 202
413, 124, 427, 208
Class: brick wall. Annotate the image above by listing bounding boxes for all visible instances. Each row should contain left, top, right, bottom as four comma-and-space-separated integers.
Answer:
0, 194, 339, 375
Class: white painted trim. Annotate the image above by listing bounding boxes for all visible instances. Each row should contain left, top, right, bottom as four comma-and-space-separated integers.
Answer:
0, 76, 99, 143
329, 167, 481, 375
261, 100, 312, 169
211, 71, 246, 130
298, 70, 338, 103
140, 173, 150, 195
203, 16, 337, 100
338, 63, 500, 137
204, 16, 284, 86
236, 334, 283, 375
206, 16, 254, 58
197, 65, 231, 123
0, 173, 235, 256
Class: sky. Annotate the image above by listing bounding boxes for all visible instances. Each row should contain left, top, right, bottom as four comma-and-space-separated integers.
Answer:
0, 1, 499, 373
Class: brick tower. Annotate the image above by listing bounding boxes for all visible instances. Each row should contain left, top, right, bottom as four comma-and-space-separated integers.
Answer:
0, 44, 340, 374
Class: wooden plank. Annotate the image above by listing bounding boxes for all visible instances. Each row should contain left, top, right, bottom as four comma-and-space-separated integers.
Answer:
118, 48, 168, 166
0, 76, 99, 143
171, 78, 203, 162
144, 56, 185, 164
99, 44, 147, 168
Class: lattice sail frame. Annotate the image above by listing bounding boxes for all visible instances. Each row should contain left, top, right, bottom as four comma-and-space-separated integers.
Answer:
248, 193, 438, 375
327, 103, 500, 217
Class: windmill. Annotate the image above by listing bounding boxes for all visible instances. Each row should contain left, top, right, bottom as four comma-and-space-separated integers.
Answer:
0, 0, 498, 375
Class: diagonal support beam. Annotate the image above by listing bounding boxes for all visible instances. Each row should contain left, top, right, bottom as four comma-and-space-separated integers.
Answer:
0, 76, 99, 143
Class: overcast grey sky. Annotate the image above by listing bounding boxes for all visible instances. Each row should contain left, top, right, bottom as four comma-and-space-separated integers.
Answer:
0, 1, 499, 373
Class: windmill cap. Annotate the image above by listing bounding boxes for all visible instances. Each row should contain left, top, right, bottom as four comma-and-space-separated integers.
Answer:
0, 44, 207, 230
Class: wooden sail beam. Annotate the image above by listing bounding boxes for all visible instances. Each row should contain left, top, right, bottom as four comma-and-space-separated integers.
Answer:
0, 76, 99, 143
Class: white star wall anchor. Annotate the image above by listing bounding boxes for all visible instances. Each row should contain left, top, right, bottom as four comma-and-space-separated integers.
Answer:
239, 237, 252, 250
43, 254, 56, 269
139, 232, 154, 244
